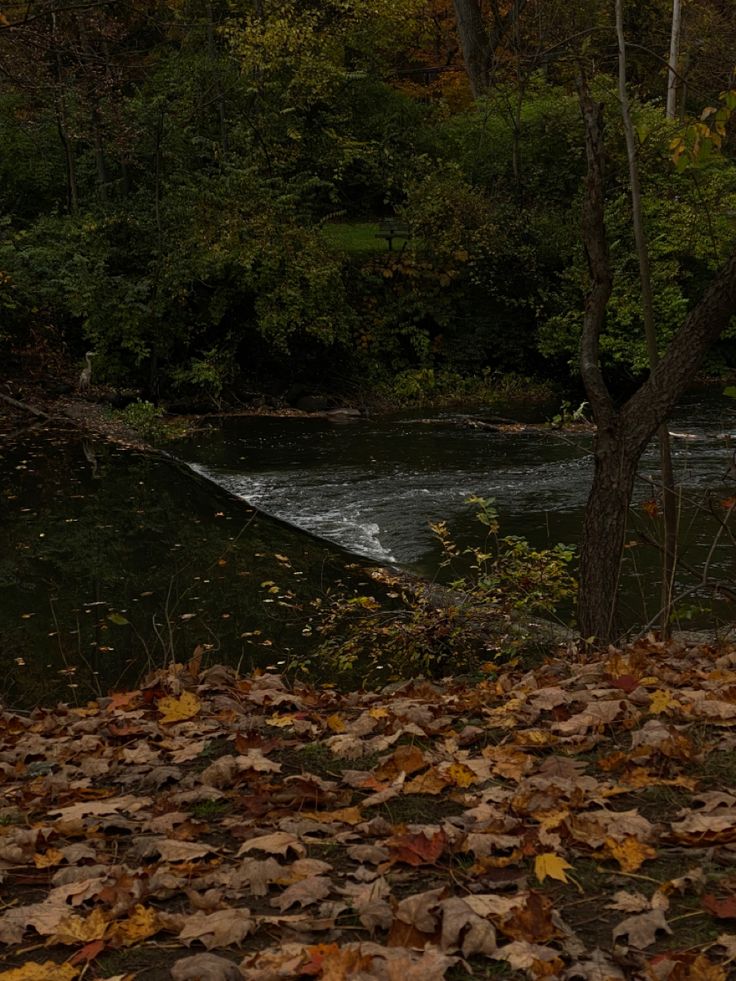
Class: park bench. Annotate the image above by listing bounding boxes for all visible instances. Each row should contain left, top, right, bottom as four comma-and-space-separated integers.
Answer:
376, 218, 411, 251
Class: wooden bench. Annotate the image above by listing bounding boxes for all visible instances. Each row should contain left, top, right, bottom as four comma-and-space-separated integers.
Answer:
375, 219, 411, 251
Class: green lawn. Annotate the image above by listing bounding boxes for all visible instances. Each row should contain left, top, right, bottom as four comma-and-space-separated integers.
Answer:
321, 221, 393, 254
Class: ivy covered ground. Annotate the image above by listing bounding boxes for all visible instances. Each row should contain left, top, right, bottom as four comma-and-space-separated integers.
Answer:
4, 636, 736, 979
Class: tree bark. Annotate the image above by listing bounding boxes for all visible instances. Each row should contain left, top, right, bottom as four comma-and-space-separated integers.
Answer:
576, 76, 736, 643
615, 0, 677, 636
452, 0, 529, 97
666, 0, 682, 120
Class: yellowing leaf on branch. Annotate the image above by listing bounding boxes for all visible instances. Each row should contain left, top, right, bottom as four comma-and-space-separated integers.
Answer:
157, 691, 201, 724
534, 852, 573, 884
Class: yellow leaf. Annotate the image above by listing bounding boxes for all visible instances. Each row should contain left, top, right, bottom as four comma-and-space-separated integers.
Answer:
267, 714, 296, 728
107, 904, 161, 947
158, 690, 201, 724
326, 713, 346, 733
649, 690, 680, 714
445, 762, 476, 788
33, 848, 65, 868
0, 963, 79, 981
52, 907, 109, 945
604, 835, 657, 872
368, 707, 389, 719
534, 852, 573, 884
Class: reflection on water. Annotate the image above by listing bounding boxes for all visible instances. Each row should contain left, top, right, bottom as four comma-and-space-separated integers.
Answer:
0, 427, 377, 708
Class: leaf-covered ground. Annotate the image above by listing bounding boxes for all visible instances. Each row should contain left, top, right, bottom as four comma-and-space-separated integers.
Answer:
4, 637, 736, 980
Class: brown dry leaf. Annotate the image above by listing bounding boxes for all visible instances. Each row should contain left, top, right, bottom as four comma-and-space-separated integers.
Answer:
387, 829, 447, 867
270, 875, 332, 912
303, 805, 363, 825
155, 839, 216, 863
0, 963, 79, 981
48, 795, 151, 822
607, 890, 651, 913
603, 835, 657, 872
499, 891, 557, 944
237, 832, 305, 859
439, 896, 497, 956
179, 908, 254, 949
375, 744, 427, 781
403, 768, 449, 795
170, 952, 244, 981
612, 908, 671, 948
565, 948, 626, 979
715, 933, 736, 957
158, 690, 202, 724
493, 940, 565, 973
233, 857, 283, 897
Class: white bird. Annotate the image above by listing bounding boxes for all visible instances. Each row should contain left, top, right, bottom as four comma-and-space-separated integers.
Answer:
78, 351, 95, 392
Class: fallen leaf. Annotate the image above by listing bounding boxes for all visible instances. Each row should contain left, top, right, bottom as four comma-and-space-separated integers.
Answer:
0, 964, 79, 981
612, 908, 671, 949
158, 691, 201, 724
702, 893, 736, 919
237, 832, 305, 859
179, 908, 254, 949
534, 852, 572, 884
271, 876, 332, 912
387, 829, 447, 867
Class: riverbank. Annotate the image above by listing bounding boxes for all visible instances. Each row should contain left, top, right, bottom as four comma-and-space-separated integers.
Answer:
2, 637, 736, 979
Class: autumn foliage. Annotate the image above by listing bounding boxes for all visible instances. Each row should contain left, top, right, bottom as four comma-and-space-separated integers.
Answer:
4, 636, 736, 977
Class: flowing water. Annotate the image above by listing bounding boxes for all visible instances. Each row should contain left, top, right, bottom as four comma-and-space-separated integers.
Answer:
3, 392, 736, 706
176, 393, 736, 625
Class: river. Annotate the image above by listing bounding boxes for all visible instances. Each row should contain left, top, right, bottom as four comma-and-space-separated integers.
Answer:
2, 392, 735, 707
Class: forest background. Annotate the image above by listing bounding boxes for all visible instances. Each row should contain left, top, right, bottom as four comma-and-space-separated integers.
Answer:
2, 0, 736, 409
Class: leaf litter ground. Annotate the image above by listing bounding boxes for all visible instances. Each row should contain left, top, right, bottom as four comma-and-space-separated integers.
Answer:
4, 636, 736, 979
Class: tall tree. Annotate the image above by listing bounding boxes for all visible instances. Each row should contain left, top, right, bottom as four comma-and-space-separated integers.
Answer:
576, 78, 736, 643
615, 0, 677, 635
451, 0, 529, 97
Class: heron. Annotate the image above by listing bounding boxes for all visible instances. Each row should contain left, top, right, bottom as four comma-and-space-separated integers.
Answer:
78, 352, 95, 392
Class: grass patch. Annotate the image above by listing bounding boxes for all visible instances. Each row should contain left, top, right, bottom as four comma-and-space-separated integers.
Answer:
367, 793, 466, 824
190, 799, 231, 820
321, 221, 387, 254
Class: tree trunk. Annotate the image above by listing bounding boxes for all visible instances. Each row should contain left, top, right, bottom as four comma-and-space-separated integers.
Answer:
666, 0, 682, 120
615, 0, 677, 636
576, 76, 736, 643
452, 0, 529, 97
578, 417, 639, 641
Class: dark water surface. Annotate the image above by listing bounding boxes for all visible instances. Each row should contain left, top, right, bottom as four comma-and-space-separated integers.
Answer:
176, 393, 736, 626
0, 427, 377, 708
4, 394, 736, 706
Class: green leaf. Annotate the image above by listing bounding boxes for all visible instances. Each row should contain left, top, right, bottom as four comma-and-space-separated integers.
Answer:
107, 612, 129, 626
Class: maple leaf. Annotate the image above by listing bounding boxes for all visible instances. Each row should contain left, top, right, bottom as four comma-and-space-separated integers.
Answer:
237, 832, 305, 859
534, 852, 572, 884
170, 952, 244, 981
387, 829, 448, 866
178, 908, 254, 949
702, 893, 736, 919
612, 908, 671, 948
0, 964, 79, 981
271, 876, 332, 912
603, 836, 657, 872
158, 691, 201, 724
107, 905, 161, 947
